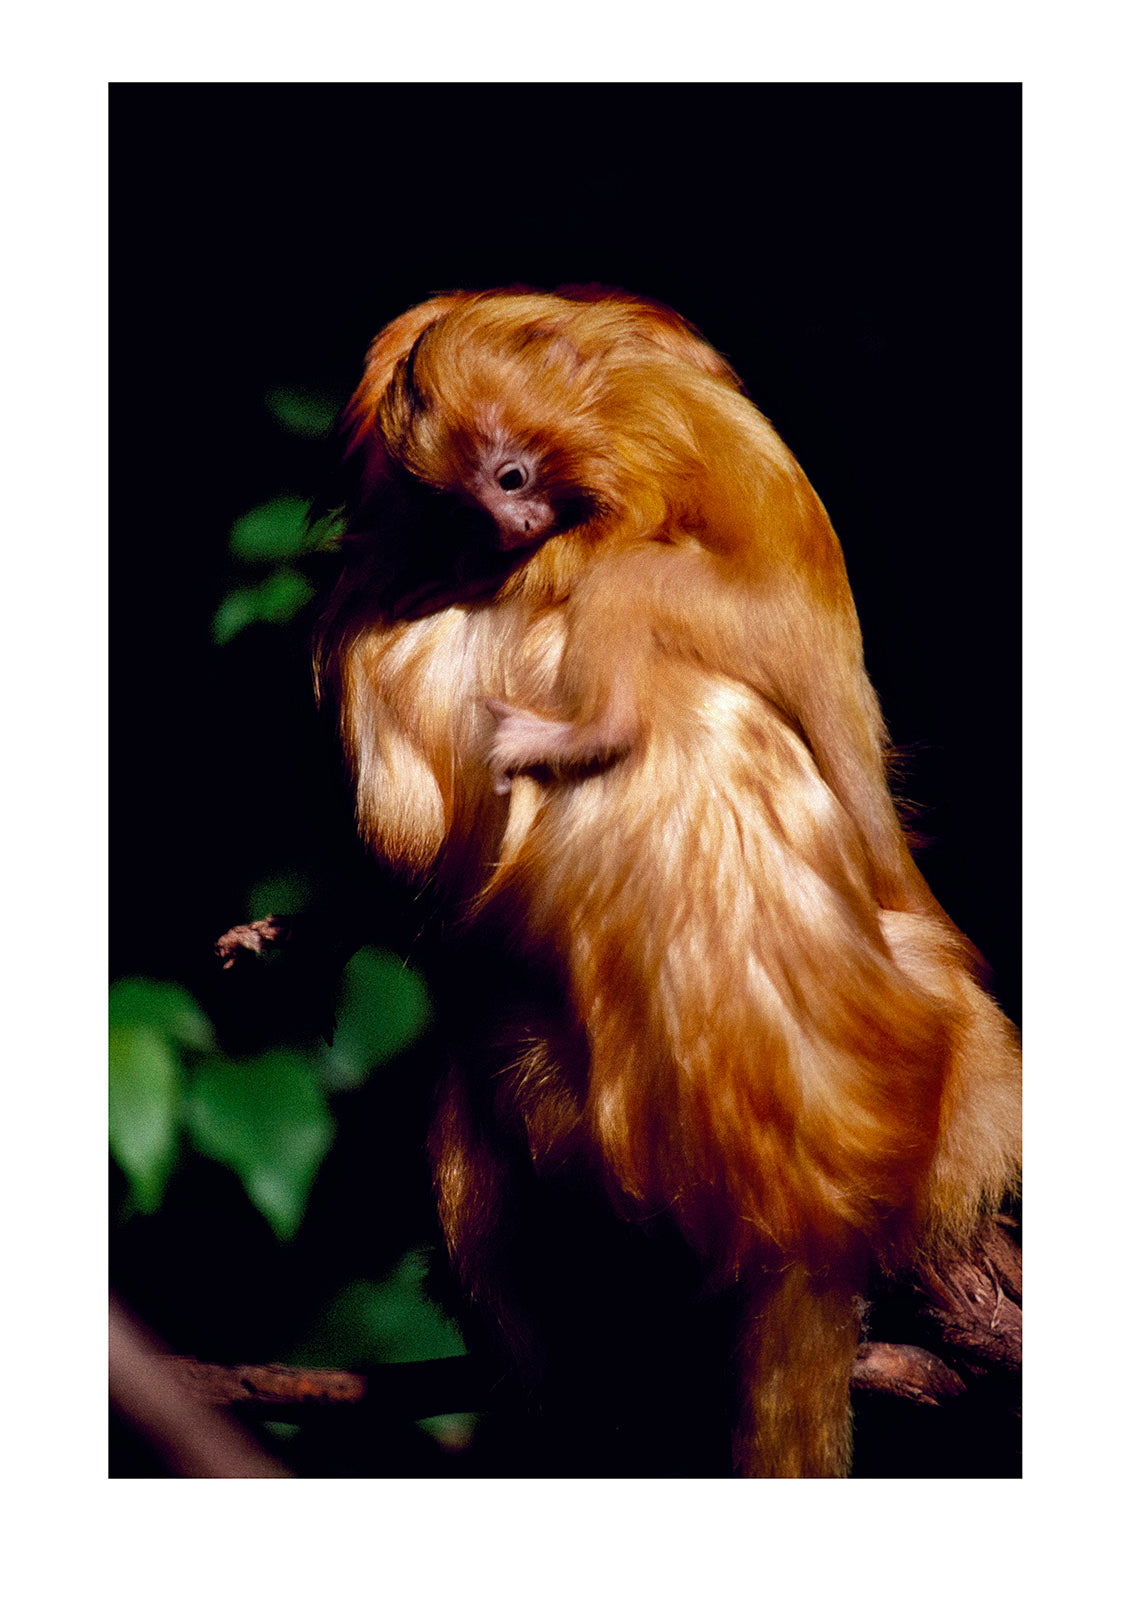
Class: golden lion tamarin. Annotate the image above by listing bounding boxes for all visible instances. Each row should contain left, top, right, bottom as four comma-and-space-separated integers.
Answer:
314, 287, 1020, 1477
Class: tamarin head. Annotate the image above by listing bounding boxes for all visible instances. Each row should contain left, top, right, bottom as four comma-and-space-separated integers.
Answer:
346, 289, 749, 559
375, 303, 619, 551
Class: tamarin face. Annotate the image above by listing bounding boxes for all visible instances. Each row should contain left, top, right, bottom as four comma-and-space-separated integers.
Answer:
457, 431, 559, 550
373, 319, 620, 556
386, 410, 607, 559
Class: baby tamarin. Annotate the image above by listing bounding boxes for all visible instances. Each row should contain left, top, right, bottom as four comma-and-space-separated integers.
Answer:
315, 287, 1021, 1476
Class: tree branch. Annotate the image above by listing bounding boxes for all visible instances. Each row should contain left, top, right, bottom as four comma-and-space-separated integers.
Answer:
852, 1342, 967, 1405
906, 1220, 1022, 1376
167, 1353, 487, 1422
109, 1297, 290, 1478
158, 1218, 1020, 1425
168, 1339, 979, 1419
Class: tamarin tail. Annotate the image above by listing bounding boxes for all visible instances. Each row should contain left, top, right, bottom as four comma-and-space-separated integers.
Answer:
733, 1262, 862, 1478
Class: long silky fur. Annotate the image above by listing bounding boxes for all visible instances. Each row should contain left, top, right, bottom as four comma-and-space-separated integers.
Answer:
314, 288, 1020, 1477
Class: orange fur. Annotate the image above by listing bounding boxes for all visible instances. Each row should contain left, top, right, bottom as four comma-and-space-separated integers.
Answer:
315, 288, 1021, 1476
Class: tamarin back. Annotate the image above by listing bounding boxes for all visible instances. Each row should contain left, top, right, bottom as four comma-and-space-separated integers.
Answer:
315, 287, 1020, 1476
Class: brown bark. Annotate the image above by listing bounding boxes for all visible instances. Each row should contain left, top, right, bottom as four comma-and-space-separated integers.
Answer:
168, 1353, 484, 1421
907, 1220, 1022, 1376
852, 1342, 967, 1405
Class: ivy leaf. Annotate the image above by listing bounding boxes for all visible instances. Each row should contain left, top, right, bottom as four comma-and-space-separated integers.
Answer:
322, 947, 432, 1090
247, 869, 317, 921
109, 1024, 185, 1213
265, 387, 340, 439
306, 513, 342, 553
291, 1253, 466, 1368
228, 496, 311, 563
185, 1051, 333, 1241
212, 569, 315, 644
109, 977, 214, 1052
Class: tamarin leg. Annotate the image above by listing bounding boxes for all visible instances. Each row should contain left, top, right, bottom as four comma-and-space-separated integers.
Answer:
428, 1065, 550, 1383
733, 1263, 863, 1478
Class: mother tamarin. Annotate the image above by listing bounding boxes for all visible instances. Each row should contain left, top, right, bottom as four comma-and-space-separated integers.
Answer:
314, 287, 1020, 1476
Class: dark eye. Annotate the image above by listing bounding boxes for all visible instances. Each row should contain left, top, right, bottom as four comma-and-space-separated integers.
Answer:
497, 463, 528, 492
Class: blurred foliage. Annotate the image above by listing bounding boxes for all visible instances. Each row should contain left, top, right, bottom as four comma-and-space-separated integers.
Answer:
227, 494, 312, 564
209, 485, 345, 643
112, 376, 471, 1472
212, 566, 316, 645
287, 1253, 476, 1460
210, 387, 344, 646
290, 1252, 464, 1369
109, 1022, 185, 1215
111, 385, 431, 1238
185, 1051, 333, 1241
265, 385, 339, 440
109, 940, 431, 1240
109, 980, 209, 1213
109, 977, 217, 1052
321, 947, 432, 1092
246, 868, 319, 921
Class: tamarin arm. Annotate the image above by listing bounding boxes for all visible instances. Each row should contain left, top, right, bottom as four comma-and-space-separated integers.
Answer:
486, 541, 698, 787
486, 535, 847, 775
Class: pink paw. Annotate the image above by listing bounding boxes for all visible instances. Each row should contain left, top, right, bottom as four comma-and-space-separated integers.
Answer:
486, 698, 576, 791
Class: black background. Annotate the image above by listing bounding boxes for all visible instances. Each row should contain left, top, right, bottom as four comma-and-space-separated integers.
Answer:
110, 84, 1019, 1475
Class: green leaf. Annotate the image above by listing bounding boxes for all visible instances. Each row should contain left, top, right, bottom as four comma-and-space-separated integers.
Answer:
247, 869, 317, 921
185, 1051, 334, 1240
109, 977, 214, 1052
416, 1413, 479, 1449
265, 387, 340, 439
290, 1253, 466, 1369
212, 569, 315, 644
211, 585, 261, 645
323, 947, 432, 1090
228, 496, 311, 563
306, 513, 343, 553
109, 1024, 185, 1213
